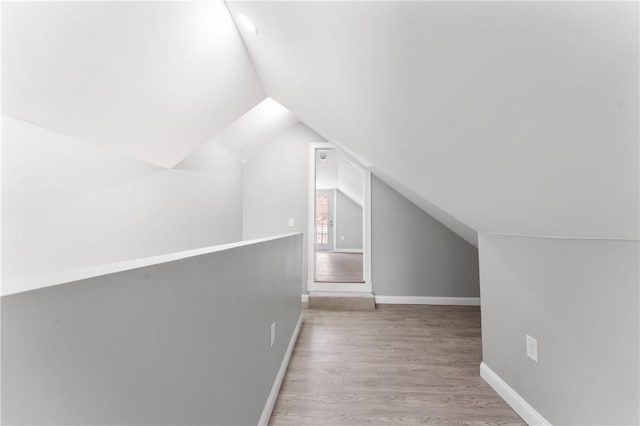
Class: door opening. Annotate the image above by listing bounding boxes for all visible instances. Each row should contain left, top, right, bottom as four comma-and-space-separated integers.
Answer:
308, 143, 372, 292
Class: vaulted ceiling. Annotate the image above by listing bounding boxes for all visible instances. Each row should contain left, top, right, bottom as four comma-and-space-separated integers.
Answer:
2, 1, 265, 168
228, 1, 639, 240
3, 1, 638, 243
216, 97, 298, 163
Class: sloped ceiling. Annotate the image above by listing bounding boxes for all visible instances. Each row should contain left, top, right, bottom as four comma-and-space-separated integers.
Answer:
216, 97, 297, 163
228, 1, 639, 239
316, 149, 365, 207
2, 1, 266, 168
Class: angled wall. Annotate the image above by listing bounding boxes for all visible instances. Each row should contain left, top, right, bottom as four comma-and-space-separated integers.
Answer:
229, 1, 639, 240
2, 1, 266, 168
372, 176, 479, 298
243, 131, 479, 297
2, 116, 243, 290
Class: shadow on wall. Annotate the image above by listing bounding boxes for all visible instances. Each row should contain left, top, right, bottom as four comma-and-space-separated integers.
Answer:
2, 116, 244, 285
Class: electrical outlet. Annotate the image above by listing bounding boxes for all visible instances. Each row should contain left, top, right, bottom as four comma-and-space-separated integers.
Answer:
288, 218, 295, 227
526, 335, 538, 362
340, 235, 345, 241
270, 322, 276, 347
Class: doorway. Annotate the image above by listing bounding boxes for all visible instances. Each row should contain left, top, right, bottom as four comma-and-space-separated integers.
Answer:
308, 143, 372, 293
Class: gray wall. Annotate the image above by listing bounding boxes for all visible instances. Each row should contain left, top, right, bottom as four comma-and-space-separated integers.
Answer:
479, 234, 639, 425
335, 190, 363, 250
244, 134, 479, 297
242, 122, 326, 292
372, 176, 480, 297
1, 234, 303, 426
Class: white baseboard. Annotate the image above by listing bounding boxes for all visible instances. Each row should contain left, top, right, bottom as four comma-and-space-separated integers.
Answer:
480, 362, 551, 426
375, 295, 480, 306
301, 294, 309, 303
332, 249, 364, 253
258, 313, 303, 426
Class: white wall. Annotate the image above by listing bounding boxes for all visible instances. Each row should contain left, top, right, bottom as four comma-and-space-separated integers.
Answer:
230, 1, 639, 240
315, 148, 337, 190
2, 116, 244, 287
242, 122, 326, 291
2, 1, 266, 168
315, 149, 364, 207
479, 234, 639, 424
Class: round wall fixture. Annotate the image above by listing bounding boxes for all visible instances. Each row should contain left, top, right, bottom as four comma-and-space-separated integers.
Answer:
237, 13, 257, 34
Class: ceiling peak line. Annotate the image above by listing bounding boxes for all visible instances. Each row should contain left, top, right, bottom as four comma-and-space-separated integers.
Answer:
224, 1, 269, 98
1, 114, 167, 171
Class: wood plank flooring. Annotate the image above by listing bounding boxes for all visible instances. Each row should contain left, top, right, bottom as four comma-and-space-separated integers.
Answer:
315, 252, 364, 283
270, 305, 524, 425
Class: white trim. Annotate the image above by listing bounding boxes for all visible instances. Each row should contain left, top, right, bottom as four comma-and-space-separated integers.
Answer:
307, 143, 373, 293
307, 143, 322, 289
3, 232, 303, 297
330, 139, 374, 169
363, 169, 372, 290
331, 249, 363, 253
375, 295, 480, 306
486, 232, 637, 242
258, 313, 303, 426
309, 291, 374, 298
309, 282, 371, 293
301, 294, 309, 303
332, 189, 337, 251
480, 362, 551, 426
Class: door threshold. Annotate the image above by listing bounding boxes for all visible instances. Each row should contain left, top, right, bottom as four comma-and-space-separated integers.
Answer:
308, 291, 375, 310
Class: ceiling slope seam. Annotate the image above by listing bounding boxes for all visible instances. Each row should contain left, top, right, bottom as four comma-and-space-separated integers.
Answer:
223, 0, 269, 100
1, 114, 166, 171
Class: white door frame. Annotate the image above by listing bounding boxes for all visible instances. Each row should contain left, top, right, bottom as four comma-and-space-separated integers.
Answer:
307, 142, 373, 293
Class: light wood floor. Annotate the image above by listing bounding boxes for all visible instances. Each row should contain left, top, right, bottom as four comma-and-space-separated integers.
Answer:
270, 305, 524, 425
315, 252, 364, 283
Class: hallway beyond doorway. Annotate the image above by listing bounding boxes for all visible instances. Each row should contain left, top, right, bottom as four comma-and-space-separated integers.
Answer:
315, 252, 364, 283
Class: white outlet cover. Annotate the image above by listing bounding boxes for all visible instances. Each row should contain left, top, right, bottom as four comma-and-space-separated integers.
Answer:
526, 335, 538, 362
288, 218, 295, 227
270, 322, 276, 347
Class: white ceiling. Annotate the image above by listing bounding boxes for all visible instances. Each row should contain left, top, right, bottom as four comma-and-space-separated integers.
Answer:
228, 1, 639, 239
217, 97, 297, 163
316, 148, 364, 207
3, 1, 637, 242
2, 1, 266, 168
